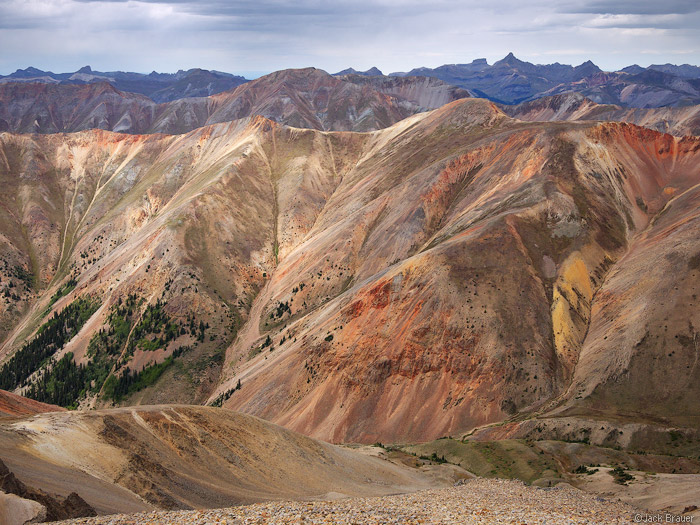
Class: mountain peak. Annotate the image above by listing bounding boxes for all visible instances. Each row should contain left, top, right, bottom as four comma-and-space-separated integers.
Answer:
574, 60, 601, 77
11, 66, 48, 77
496, 52, 525, 67
76, 65, 93, 74
334, 67, 359, 76
619, 64, 645, 75
334, 66, 383, 77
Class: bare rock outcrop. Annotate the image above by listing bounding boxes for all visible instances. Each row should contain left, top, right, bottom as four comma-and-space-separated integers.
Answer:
0, 459, 95, 521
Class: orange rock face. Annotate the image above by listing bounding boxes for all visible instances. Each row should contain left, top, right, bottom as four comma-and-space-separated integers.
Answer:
212, 100, 700, 442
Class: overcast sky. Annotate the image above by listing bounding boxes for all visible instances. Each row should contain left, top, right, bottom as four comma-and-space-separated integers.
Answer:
1, 0, 699, 77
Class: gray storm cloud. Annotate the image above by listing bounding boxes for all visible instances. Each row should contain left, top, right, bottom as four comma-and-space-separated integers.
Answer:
0, 0, 698, 75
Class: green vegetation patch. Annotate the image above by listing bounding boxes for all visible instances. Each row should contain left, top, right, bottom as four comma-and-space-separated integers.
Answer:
0, 297, 100, 390
404, 438, 558, 484
47, 277, 78, 309
21, 294, 202, 408
11, 264, 34, 289
131, 300, 183, 352
106, 345, 191, 402
24, 352, 88, 409
210, 379, 242, 407
609, 466, 634, 485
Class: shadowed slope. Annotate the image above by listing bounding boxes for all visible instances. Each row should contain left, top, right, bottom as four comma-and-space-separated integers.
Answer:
0, 405, 434, 515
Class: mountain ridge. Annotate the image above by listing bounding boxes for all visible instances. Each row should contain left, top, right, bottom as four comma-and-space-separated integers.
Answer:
0, 97, 698, 443
0, 404, 439, 516
6, 55, 700, 110
389, 54, 700, 107
0, 66, 248, 103
0, 68, 470, 135
502, 92, 700, 136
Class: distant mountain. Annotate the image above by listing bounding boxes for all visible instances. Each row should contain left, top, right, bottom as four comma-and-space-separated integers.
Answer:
8, 58, 700, 109
619, 64, 647, 75
648, 63, 700, 79
0, 68, 469, 134
389, 54, 700, 107
333, 72, 471, 109
502, 92, 700, 137
333, 66, 383, 76
389, 53, 601, 104
538, 69, 700, 108
0, 82, 159, 134
203, 67, 420, 132
0, 65, 248, 102
136, 68, 248, 103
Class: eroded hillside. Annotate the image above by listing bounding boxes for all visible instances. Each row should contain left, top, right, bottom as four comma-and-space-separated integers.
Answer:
1, 98, 699, 443
0, 116, 367, 408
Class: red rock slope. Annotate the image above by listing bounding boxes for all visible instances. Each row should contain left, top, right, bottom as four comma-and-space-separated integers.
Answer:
0, 390, 64, 418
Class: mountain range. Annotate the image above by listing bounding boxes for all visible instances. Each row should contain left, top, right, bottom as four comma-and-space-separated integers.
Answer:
1, 60, 700, 520
390, 53, 700, 107
0, 65, 247, 103
2, 69, 697, 140
0, 68, 469, 134
4, 54, 700, 110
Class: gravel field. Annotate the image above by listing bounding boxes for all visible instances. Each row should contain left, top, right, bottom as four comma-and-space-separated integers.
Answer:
59, 478, 636, 524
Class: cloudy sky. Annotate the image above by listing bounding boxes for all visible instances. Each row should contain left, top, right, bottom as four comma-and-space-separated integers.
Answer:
0, 0, 699, 77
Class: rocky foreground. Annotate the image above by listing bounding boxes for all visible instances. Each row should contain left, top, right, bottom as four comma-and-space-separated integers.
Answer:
59, 479, 636, 524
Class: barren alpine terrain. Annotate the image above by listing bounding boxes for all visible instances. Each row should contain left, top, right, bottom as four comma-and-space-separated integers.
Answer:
0, 68, 469, 135
0, 389, 64, 418
0, 406, 442, 517
504, 92, 700, 137
57, 479, 638, 524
